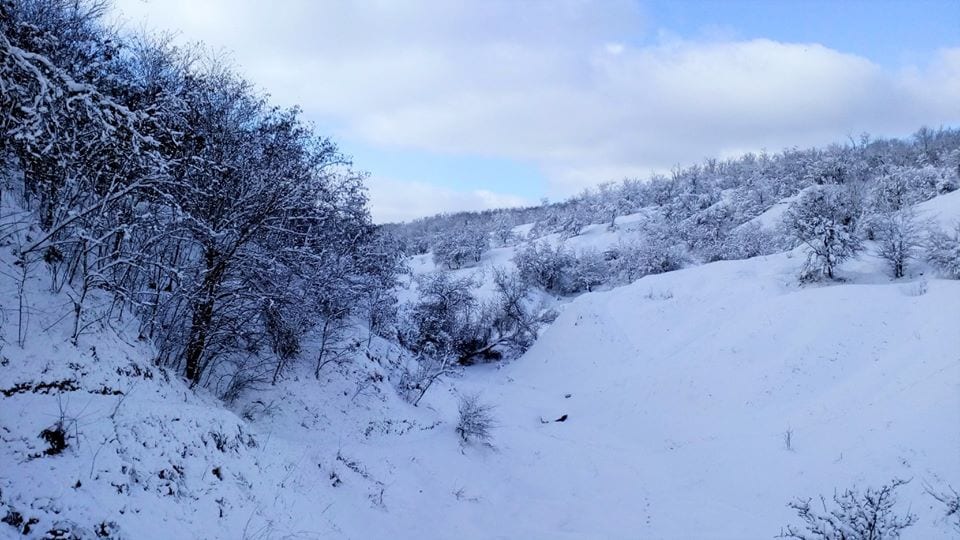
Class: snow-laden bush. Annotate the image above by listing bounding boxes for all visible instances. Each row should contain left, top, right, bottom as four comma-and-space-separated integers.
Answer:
399, 272, 484, 361
870, 166, 940, 213
433, 229, 489, 269
456, 393, 496, 444
485, 269, 551, 354
569, 249, 609, 293
924, 482, 960, 533
719, 222, 779, 260
491, 214, 519, 247
513, 241, 576, 292
680, 202, 737, 260
926, 223, 960, 279
778, 479, 917, 540
936, 173, 959, 195
611, 237, 687, 283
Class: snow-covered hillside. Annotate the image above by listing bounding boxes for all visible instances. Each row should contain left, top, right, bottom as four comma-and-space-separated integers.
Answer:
3, 192, 959, 539
449, 250, 959, 538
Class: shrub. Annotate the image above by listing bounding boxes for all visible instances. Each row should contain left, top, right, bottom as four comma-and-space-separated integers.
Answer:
456, 393, 495, 444
926, 223, 960, 279
612, 237, 687, 283
720, 221, 779, 260
487, 268, 549, 354
569, 249, 609, 293
778, 479, 917, 540
513, 241, 576, 292
433, 228, 490, 269
924, 482, 960, 533
399, 272, 483, 360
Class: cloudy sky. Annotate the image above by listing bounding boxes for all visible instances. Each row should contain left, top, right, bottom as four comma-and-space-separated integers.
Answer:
111, 0, 960, 222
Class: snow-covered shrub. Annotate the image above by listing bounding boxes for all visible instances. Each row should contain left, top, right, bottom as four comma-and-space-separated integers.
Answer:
263, 301, 306, 367
925, 483, 960, 533
719, 222, 779, 260
513, 241, 576, 292
485, 268, 553, 355
899, 277, 928, 297
558, 209, 590, 239
569, 249, 609, 292
399, 272, 483, 360
872, 208, 925, 279
936, 174, 959, 194
781, 185, 863, 280
490, 215, 518, 247
456, 393, 496, 444
360, 288, 400, 347
681, 202, 737, 260
433, 229, 489, 269
400, 269, 551, 369
589, 180, 634, 230
926, 223, 960, 279
398, 354, 458, 406
870, 167, 938, 213
778, 479, 917, 540
611, 237, 687, 283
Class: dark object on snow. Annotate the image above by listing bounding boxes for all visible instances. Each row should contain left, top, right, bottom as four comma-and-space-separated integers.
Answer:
1, 511, 38, 535
555, 414, 568, 422
564, 393, 572, 399
1, 511, 23, 529
40, 424, 68, 455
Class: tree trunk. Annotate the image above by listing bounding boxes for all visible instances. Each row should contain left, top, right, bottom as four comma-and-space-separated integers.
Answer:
184, 248, 223, 385
184, 294, 214, 385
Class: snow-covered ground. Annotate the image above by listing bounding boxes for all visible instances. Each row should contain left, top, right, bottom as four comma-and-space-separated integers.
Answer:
2, 193, 959, 539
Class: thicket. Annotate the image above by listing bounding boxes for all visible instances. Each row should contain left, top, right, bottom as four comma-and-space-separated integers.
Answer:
0, 0, 404, 397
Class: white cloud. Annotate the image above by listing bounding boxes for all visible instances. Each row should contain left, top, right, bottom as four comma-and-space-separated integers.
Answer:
111, 0, 960, 203
364, 177, 530, 223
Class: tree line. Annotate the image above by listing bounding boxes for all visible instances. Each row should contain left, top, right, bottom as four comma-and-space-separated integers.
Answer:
393, 128, 960, 290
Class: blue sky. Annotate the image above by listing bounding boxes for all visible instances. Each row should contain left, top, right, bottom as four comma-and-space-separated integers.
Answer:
113, 0, 959, 222
643, 0, 958, 68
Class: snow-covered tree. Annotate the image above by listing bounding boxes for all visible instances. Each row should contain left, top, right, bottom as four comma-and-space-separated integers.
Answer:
513, 241, 576, 292
872, 208, 925, 279
490, 213, 519, 247
433, 228, 489, 269
781, 185, 863, 280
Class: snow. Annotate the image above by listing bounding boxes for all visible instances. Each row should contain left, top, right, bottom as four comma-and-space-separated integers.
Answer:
745, 190, 803, 231
917, 188, 960, 230
2, 194, 959, 538
454, 251, 959, 537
